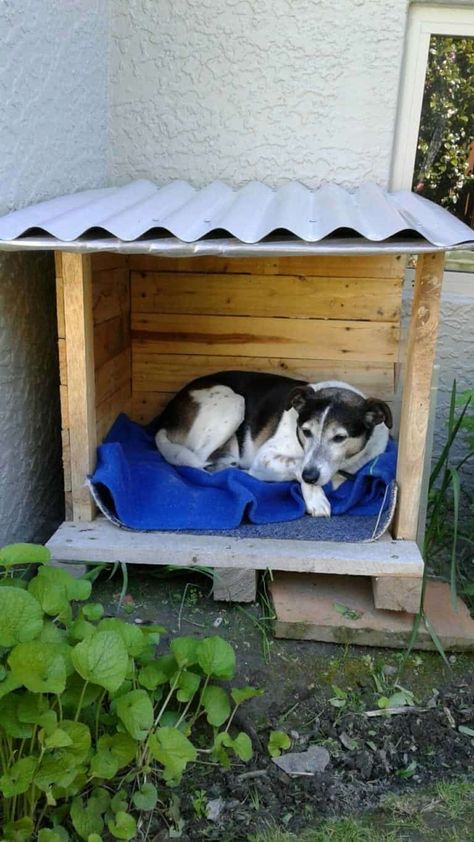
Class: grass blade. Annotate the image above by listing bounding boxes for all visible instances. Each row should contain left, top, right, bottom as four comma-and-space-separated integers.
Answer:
448, 467, 461, 610
423, 614, 450, 667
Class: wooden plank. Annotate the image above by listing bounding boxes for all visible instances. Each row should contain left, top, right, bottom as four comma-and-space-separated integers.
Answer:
131, 392, 172, 424
372, 576, 422, 614
132, 314, 399, 361
271, 574, 474, 650
96, 383, 132, 444
95, 349, 131, 406
213, 569, 257, 602
46, 517, 424, 576
129, 254, 405, 279
131, 271, 402, 322
91, 253, 129, 272
62, 253, 96, 522
393, 252, 444, 540
58, 338, 68, 386
59, 384, 69, 429
93, 268, 130, 325
94, 313, 130, 370
56, 273, 66, 339
131, 352, 395, 398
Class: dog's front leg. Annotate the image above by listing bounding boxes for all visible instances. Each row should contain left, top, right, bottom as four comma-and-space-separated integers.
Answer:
301, 483, 331, 517
249, 450, 301, 482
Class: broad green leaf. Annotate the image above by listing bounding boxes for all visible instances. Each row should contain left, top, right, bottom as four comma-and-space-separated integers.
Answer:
60, 720, 91, 764
29, 566, 91, 618
110, 789, 128, 814
176, 669, 201, 702
70, 796, 104, 840
17, 692, 47, 723
61, 674, 101, 710
0, 756, 36, 797
149, 726, 197, 782
87, 836, 103, 842
0, 695, 34, 737
89, 787, 111, 814
43, 728, 73, 749
97, 733, 137, 768
268, 730, 291, 757
38, 621, 67, 645
72, 631, 128, 692
8, 641, 66, 694
69, 616, 96, 641
38, 829, 69, 842
138, 662, 169, 690
90, 749, 119, 780
196, 636, 236, 679
231, 732, 253, 761
0, 542, 50, 568
98, 618, 146, 657
116, 689, 153, 740
0, 587, 43, 647
213, 730, 252, 763
35, 754, 81, 792
231, 686, 264, 705
82, 603, 104, 621
155, 654, 178, 677
0, 671, 21, 700
170, 636, 200, 668
132, 781, 157, 811
202, 685, 230, 726
107, 811, 137, 840
3, 817, 34, 842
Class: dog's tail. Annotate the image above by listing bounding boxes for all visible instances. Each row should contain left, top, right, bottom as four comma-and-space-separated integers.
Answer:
155, 429, 206, 469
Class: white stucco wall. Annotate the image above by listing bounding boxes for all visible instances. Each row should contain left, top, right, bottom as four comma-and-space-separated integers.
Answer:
0, 0, 108, 544
109, 0, 408, 187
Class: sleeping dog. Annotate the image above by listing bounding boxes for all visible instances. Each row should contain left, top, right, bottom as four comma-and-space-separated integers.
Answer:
152, 371, 392, 517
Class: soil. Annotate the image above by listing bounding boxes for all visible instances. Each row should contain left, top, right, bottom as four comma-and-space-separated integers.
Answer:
93, 568, 474, 841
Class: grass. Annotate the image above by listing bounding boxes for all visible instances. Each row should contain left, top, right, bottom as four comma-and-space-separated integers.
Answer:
247, 778, 474, 842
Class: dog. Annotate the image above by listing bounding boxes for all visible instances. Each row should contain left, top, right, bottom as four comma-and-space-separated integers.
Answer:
152, 371, 392, 517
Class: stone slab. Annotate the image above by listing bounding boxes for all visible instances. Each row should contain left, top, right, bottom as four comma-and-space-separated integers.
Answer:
271, 573, 474, 651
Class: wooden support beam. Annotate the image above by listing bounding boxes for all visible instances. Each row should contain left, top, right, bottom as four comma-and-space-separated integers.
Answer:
62, 253, 96, 521
393, 252, 444, 540
213, 569, 257, 603
372, 576, 422, 614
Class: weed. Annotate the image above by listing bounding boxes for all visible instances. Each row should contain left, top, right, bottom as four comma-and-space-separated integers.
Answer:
191, 788, 207, 819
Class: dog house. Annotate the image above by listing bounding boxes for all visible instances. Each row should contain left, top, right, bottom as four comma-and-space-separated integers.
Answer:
1, 181, 473, 622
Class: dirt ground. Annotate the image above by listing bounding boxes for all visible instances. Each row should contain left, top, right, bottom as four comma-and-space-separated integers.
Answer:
92, 567, 474, 841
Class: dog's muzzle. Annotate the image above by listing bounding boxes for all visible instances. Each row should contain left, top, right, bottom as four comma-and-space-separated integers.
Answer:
301, 467, 320, 485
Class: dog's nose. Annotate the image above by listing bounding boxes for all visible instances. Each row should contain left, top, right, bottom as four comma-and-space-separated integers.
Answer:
302, 467, 320, 485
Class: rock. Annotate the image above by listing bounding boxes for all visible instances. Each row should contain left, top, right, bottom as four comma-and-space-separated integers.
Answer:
272, 745, 330, 776
206, 797, 225, 822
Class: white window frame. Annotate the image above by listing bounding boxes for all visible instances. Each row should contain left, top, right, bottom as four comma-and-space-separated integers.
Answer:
390, 2, 474, 191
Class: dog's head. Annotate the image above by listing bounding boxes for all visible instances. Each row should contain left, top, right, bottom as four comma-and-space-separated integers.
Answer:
286, 384, 392, 486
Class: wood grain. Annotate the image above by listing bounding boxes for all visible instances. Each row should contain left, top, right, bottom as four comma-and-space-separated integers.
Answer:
131, 271, 402, 321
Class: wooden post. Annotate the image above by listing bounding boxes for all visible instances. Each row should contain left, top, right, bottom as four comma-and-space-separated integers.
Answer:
393, 252, 445, 540
62, 253, 96, 521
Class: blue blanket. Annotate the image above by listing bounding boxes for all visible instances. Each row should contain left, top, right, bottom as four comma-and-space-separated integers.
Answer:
89, 414, 397, 532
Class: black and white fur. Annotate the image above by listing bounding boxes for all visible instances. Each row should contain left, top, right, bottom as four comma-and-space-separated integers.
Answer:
151, 371, 392, 517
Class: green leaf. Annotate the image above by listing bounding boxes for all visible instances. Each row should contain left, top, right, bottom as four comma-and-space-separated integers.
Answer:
107, 811, 137, 840
132, 782, 157, 811
29, 566, 91, 618
268, 730, 291, 757
231, 732, 253, 761
0, 587, 43, 647
0, 695, 34, 737
110, 790, 128, 814
17, 692, 49, 724
202, 685, 230, 727
38, 829, 69, 842
170, 636, 200, 668
90, 749, 119, 780
87, 836, 103, 842
60, 720, 92, 764
34, 754, 81, 792
333, 601, 362, 621
149, 726, 197, 783
0, 670, 21, 700
231, 686, 264, 705
116, 689, 153, 740
458, 725, 474, 737
70, 796, 104, 840
138, 662, 169, 690
61, 673, 101, 710
3, 817, 34, 842
97, 733, 137, 769
9, 641, 67, 694
196, 636, 236, 679
0, 756, 36, 797
72, 631, 128, 692
43, 728, 73, 749
176, 669, 201, 702
82, 603, 104, 621
98, 618, 146, 657
0, 542, 50, 568
69, 616, 96, 641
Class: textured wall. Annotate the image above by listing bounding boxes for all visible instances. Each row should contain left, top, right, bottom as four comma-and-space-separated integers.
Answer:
0, 0, 108, 544
109, 0, 408, 187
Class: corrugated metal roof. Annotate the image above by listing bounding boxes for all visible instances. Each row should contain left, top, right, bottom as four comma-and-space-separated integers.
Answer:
0, 180, 473, 252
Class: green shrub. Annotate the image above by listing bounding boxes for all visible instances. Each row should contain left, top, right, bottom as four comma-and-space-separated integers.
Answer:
0, 544, 260, 840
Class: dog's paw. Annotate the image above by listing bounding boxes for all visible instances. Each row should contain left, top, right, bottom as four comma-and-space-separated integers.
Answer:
302, 484, 331, 517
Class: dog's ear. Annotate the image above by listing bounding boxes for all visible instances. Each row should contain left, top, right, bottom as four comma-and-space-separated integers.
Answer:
363, 398, 393, 430
286, 385, 315, 413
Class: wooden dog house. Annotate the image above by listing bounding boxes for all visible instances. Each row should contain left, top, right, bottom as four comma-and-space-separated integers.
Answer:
1, 181, 473, 617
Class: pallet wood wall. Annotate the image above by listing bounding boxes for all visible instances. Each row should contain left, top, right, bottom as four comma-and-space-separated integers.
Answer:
91, 254, 132, 445
129, 254, 405, 424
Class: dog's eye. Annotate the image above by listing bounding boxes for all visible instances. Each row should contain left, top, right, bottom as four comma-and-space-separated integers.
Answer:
301, 428, 312, 438
333, 434, 347, 443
